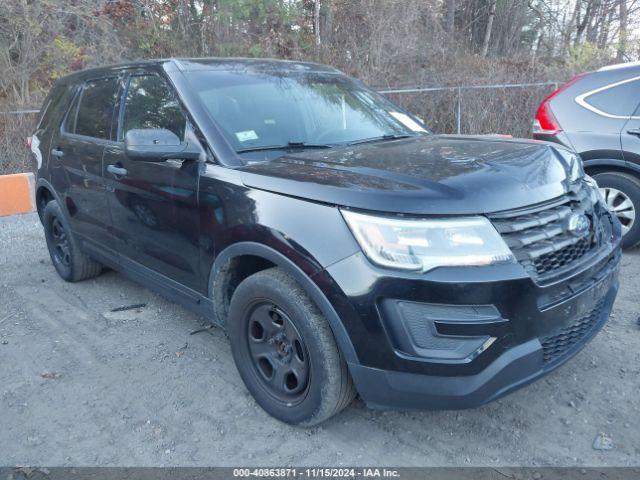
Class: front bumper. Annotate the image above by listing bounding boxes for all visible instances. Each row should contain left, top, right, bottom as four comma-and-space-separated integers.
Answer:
348, 283, 617, 410
319, 209, 621, 410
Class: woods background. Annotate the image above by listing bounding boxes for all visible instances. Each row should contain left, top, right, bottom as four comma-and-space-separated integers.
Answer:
2, 0, 640, 174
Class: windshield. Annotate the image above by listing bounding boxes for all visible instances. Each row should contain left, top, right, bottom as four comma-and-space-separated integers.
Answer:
184, 69, 428, 160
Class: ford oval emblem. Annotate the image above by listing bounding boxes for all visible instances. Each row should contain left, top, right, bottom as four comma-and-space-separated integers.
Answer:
567, 213, 591, 238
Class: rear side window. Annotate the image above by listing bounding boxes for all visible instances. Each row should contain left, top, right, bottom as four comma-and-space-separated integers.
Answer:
64, 77, 120, 139
582, 79, 640, 117
121, 74, 186, 141
36, 85, 67, 131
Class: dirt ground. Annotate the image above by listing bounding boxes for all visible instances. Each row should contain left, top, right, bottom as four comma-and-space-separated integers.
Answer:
1, 212, 639, 467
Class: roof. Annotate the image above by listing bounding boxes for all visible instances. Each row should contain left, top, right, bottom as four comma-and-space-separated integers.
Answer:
54, 57, 341, 84
174, 57, 341, 73
597, 61, 640, 72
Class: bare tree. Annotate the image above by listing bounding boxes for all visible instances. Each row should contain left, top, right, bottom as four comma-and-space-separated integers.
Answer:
618, 0, 629, 60
480, 0, 497, 57
445, 0, 456, 36
314, 0, 321, 51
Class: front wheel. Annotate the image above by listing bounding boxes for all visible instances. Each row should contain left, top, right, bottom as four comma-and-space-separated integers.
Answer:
593, 172, 640, 249
227, 268, 356, 426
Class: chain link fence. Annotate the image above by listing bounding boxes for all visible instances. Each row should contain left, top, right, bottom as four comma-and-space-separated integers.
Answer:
0, 109, 39, 175
0, 81, 559, 175
379, 81, 558, 137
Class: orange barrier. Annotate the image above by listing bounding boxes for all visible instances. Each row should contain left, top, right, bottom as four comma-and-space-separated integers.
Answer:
0, 173, 36, 217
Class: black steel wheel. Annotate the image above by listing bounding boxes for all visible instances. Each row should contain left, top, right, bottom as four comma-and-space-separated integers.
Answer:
43, 200, 103, 282
246, 303, 311, 404
228, 267, 356, 426
50, 216, 72, 268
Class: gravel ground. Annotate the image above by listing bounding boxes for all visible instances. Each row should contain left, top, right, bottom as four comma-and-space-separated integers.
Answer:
0, 212, 639, 467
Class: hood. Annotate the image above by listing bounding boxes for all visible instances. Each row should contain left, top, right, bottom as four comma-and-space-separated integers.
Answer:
239, 135, 579, 215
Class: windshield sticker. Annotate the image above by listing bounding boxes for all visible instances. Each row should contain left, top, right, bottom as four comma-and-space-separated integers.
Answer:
235, 130, 259, 142
389, 112, 427, 132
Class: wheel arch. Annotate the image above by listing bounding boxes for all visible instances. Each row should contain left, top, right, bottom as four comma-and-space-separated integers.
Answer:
583, 158, 640, 179
35, 178, 63, 222
209, 242, 359, 364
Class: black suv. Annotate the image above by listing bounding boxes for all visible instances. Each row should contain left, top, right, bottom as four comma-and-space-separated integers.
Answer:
533, 61, 640, 249
31, 58, 621, 426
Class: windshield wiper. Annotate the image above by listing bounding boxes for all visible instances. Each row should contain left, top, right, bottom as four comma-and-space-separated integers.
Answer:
347, 134, 416, 146
237, 142, 334, 153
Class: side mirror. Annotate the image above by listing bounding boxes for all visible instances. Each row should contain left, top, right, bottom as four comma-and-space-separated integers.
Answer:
124, 128, 202, 162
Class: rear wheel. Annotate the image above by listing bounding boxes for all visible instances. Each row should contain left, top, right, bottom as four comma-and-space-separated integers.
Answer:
43, 200, 103, 282
593, 172, 640, 249
228, 267, 356, 426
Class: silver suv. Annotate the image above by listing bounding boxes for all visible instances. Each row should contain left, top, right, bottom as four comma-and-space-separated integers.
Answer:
533, 61, 640, 248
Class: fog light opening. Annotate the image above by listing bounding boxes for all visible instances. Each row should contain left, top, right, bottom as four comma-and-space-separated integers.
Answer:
477, 337, 496, 355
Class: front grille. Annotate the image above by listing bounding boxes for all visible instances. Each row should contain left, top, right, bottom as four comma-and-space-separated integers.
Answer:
541, 299, 605, 364
532, 237, 592, 275
489, 186, 601, 279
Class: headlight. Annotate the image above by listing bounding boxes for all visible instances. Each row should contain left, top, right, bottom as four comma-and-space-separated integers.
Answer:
341, 210, 515, 272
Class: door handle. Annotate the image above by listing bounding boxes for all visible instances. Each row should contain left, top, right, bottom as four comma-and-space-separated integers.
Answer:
107, 164, 128, 177
627, 128, 640, 137
51, 148, 64, 158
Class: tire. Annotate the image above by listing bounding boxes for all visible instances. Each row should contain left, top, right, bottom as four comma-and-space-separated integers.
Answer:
593, 172, 640, 249
228, 267, 356, 426
43, 200, 103, 282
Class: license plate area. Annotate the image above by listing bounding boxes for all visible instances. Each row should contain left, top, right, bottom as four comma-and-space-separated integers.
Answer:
536, 267, 617, 337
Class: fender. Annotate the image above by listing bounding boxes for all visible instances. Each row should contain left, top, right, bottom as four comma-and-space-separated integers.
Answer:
35, 178, 66, 221
210, 241, 359, 364
583, 158, 640, 175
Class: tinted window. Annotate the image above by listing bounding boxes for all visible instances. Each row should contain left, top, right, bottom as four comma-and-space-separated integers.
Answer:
122, 75, 186, 141
72, 78, 120, 139
37, 85, 67, 131
585, 79, 640, 117
62, 89, 82, 134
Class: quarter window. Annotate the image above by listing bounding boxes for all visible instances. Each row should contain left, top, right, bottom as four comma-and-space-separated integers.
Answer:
122, 75, 186, 142
583, 79, 640, 118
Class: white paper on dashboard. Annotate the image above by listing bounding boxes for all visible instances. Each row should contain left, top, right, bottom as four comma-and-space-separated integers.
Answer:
389, 111, 427, 132
235, 130, 259, 142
